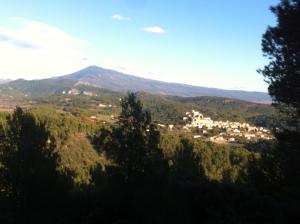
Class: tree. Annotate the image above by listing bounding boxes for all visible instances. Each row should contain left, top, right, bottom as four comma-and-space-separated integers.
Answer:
91, 93, 169, 223
259, 0, 300, 193
96, 93, 167, 183
259, 0, 300, 118
0, 107, 60, 223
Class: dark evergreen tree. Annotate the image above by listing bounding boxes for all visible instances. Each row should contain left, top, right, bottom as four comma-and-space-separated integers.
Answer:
90, 93, 169, 223
97, 92, 167, 184
259, 0, 300, 117
259, 0, 300, 185
258, 1, 300, 220
0, 107, 60, 223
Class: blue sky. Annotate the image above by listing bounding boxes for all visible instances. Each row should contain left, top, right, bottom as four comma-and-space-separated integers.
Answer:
0, 0, 278, 92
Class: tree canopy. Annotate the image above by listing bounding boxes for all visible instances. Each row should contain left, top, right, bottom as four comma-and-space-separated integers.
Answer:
0, 108, 61, 223
95, 93, 167, 184
259, 0, 300, 117
259, 0, 300, 204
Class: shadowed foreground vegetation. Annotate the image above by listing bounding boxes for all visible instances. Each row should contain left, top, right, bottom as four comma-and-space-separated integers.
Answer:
0, 92, 299, 223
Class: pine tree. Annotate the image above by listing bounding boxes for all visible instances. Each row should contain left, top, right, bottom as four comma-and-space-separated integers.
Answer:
0, 107, 59, 223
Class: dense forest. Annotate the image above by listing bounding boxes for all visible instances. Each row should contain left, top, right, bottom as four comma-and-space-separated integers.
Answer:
0, 0, 300, 223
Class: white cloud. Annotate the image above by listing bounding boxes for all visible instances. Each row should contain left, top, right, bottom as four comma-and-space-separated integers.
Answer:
143, 26, 166, 34
112, 14, 132, 21
0, 18, 92, 79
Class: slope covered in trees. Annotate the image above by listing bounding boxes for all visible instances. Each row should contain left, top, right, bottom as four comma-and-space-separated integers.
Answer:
0, 91, 297, 223
0, 89, 276, 127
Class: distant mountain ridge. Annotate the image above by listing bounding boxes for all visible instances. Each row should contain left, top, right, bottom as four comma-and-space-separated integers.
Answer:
0, 66, 271, 103
58, 66, 271, 103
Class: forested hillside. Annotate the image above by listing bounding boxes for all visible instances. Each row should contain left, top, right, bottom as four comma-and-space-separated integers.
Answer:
170, 95, 278, 127
16, 91, 275, 128
0, 75, 277, 129
0, 92, 297, 223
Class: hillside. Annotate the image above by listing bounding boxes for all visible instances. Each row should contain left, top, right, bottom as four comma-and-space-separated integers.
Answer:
22, 91, 275, 128
0, 79, 76, 97
138, 93, 277, 127
169, 95, 278, 127
58, 66, 271, 103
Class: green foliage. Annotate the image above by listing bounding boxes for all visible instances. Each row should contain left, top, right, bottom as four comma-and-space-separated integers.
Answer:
250, 1, 300, 220
28, 105, 99, 141
259, 0, 300, 116
95, 93, 167, 183
0, 96, 296, 223
0, 108, 63, 223
192, 141, 252, 182
259, 0, 300, 191
160, 134, 183, 158
137, 92, 190, 123
171, 138, 205, 183
57, 134, 106, 188
160, 134, 254, 183
0, 107, 106, 190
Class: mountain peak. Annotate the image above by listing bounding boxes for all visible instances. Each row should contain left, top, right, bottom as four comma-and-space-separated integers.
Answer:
56, 66, 271, 103
82, 65, 103, 71
79, 65, 106, 74
62, 65, 107, 80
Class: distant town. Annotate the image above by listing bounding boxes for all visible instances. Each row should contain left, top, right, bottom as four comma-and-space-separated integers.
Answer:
157, 110, 273, 144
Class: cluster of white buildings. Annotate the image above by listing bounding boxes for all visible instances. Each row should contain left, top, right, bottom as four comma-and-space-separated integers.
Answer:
183, 110, 273, 142
62, 89, 95, 96
183, 110, 214, 128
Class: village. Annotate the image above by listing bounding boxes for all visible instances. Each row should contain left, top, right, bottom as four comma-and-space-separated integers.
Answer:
158, 110, 273, 144
184, 110, 273, 143
87, 107, 274, 144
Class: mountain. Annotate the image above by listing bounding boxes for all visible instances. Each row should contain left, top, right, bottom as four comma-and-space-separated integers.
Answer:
58, 66, 271, 103
0, 66, 271, 103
